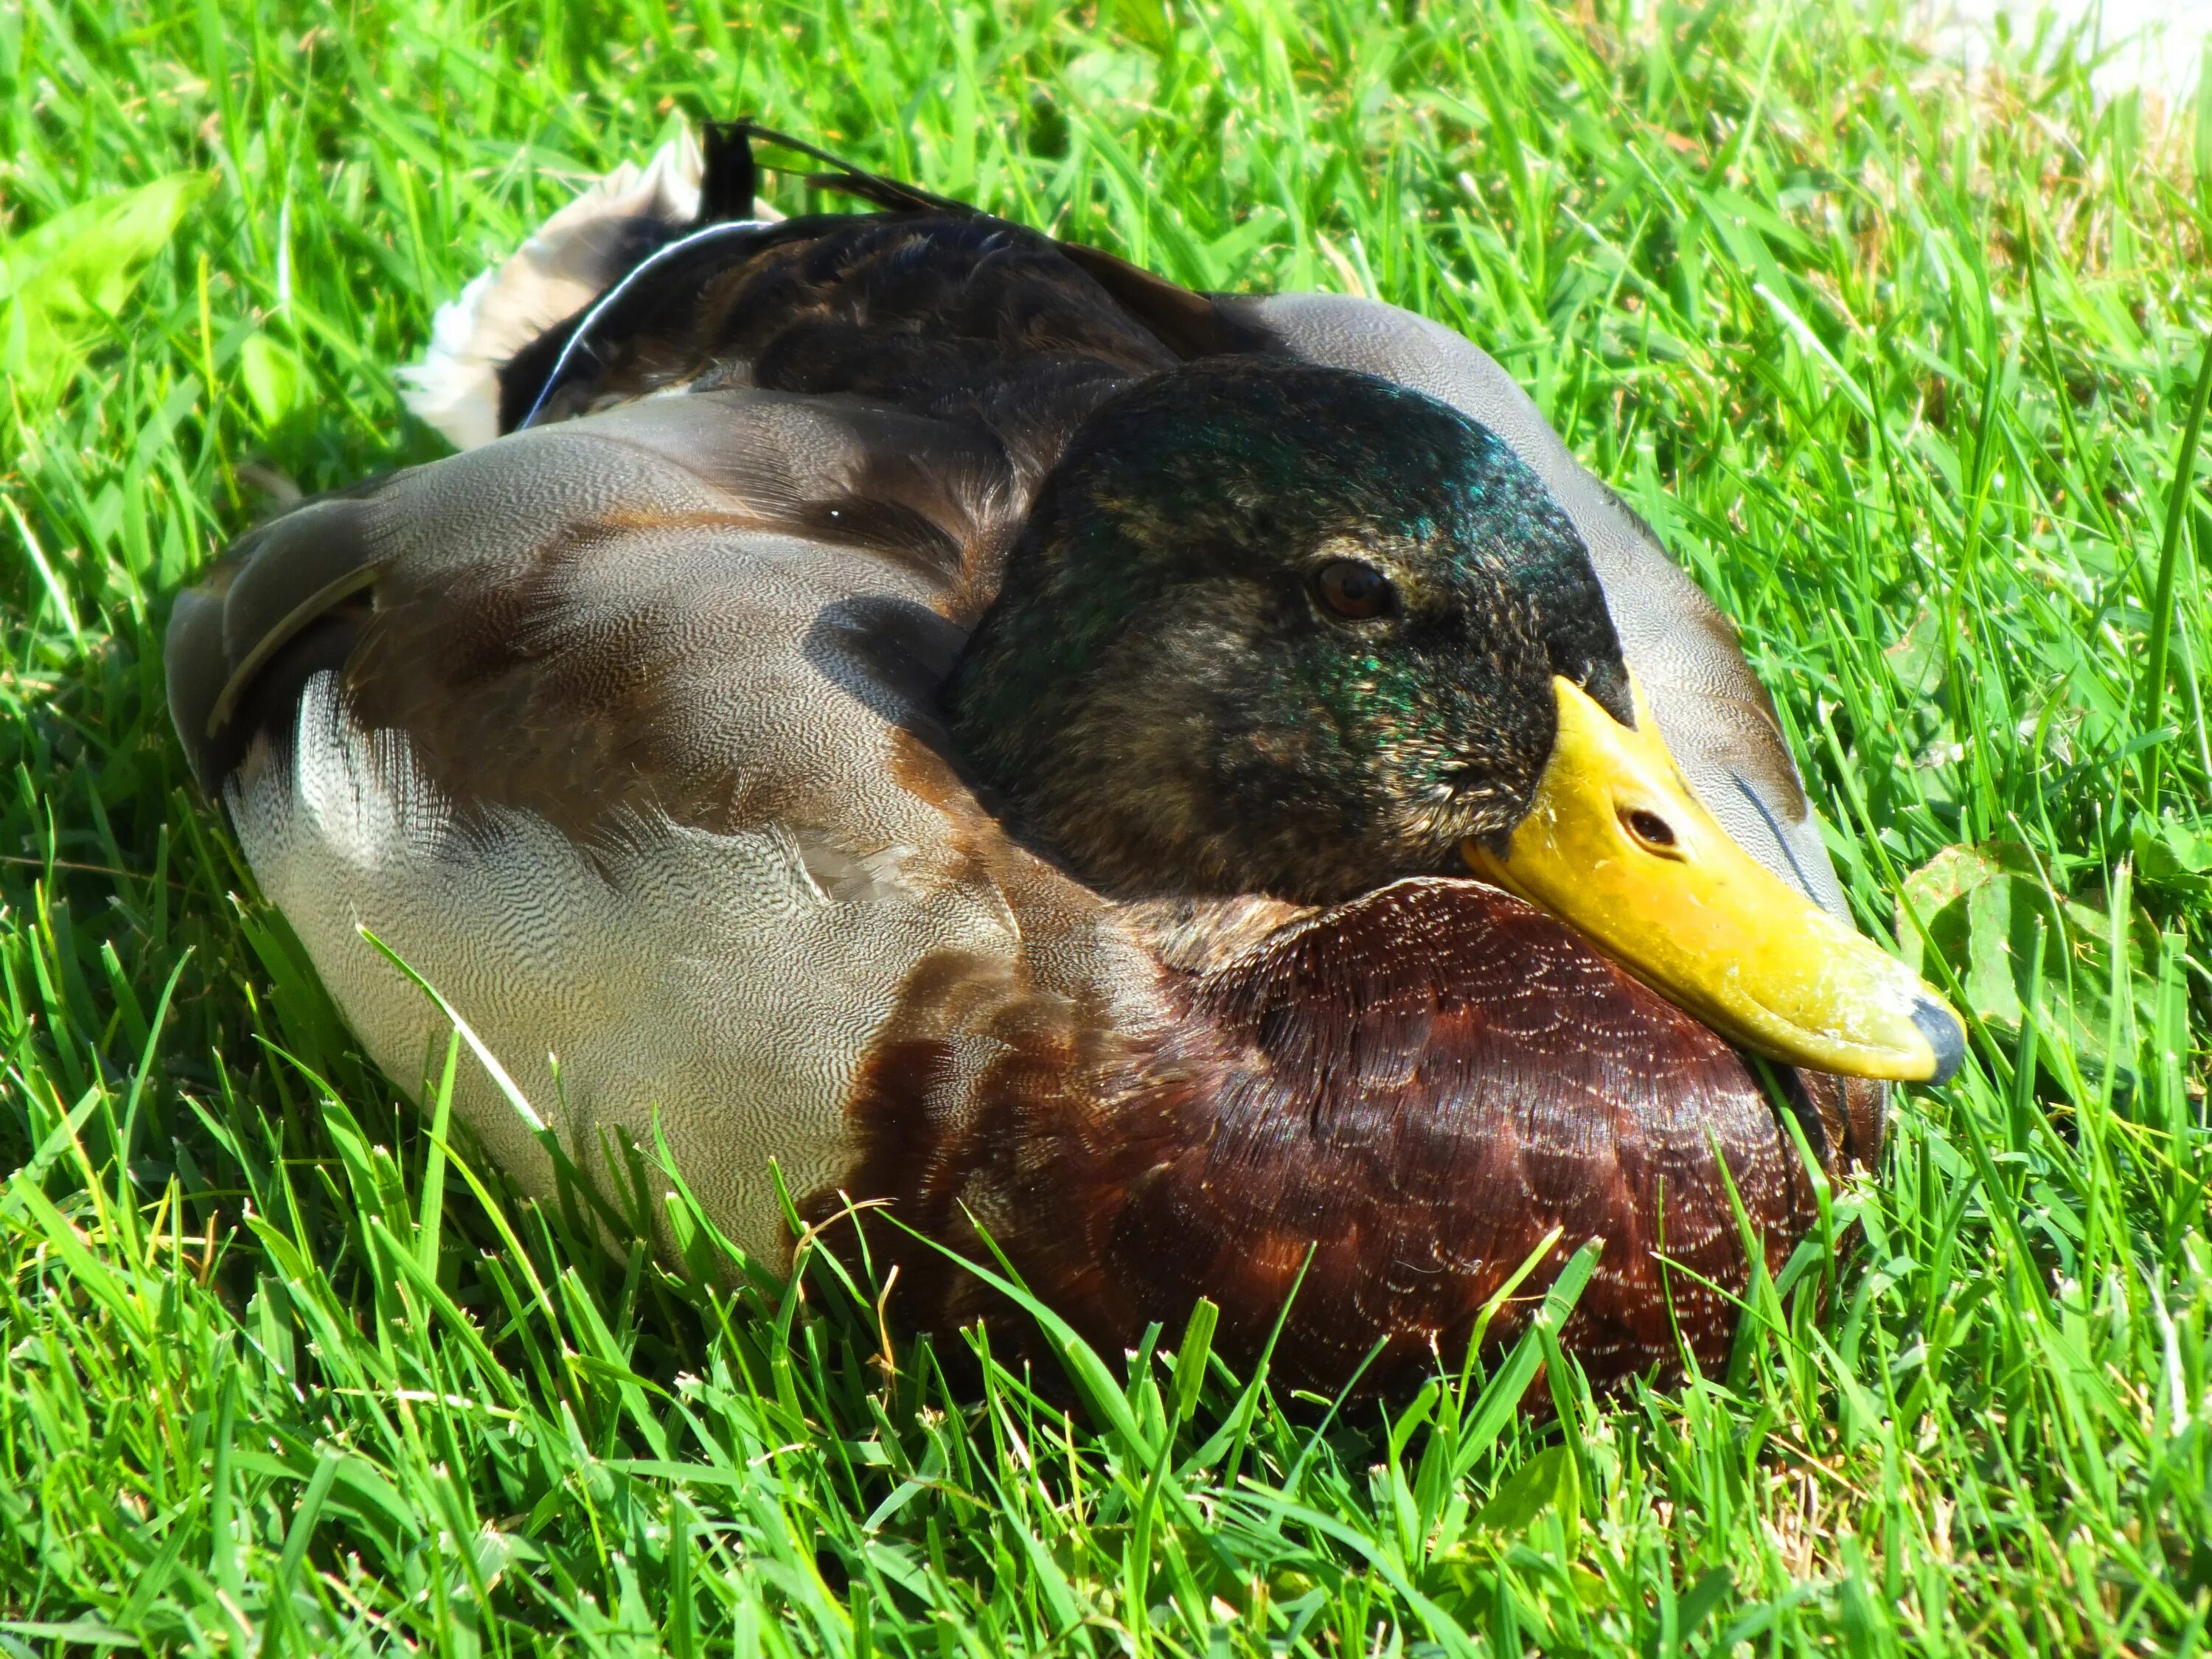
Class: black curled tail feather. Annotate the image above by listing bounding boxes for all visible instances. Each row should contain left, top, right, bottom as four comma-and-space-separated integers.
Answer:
698, 121, 760, 224
717, 119, 977, 218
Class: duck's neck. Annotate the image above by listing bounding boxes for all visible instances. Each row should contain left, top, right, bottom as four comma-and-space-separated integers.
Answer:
944, 510, 1275, 901
800, 878, 1857, 1394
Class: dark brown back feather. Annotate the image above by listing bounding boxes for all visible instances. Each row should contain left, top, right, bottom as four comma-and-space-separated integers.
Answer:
511, 208, 1182, 474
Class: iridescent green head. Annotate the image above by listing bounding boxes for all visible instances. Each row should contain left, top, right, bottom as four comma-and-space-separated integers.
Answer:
945, 358, 1632, 904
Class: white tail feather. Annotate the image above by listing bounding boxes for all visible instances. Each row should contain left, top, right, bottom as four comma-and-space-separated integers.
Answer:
401, 128, 783, 451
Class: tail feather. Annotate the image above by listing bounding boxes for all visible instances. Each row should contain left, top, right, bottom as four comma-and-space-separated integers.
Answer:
698, 120, 760, 223
403, 128, 784, 451
730, 121, 978, 217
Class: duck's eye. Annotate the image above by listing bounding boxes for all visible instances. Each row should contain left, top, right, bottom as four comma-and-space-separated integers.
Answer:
1313, 560, 1394, 620
1622, 808, 1681, 855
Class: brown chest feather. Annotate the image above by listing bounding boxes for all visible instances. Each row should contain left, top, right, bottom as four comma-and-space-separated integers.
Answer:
810, 877, 1881, 1394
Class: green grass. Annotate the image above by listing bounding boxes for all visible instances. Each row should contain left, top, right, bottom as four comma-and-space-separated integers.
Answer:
4, 0, 2211, 1652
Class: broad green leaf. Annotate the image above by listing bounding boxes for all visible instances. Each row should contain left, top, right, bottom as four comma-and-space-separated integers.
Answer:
1882, 602, 1951, 696
1898, 843, 2158, 1079
238, 333, 302, 427
1472, 1444, 1578, 1539
2131, 813, 2212, 900
0, 173, 209, 397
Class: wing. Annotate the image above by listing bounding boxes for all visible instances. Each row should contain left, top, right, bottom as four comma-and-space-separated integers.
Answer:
167, 392, 1091, 1263
1214, 292, 1852, 922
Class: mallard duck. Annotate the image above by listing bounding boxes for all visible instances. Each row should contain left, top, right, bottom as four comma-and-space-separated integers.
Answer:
167, 125, 1961, 1393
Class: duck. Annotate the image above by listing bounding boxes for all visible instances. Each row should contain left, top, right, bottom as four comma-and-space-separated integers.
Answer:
166, 125, 1963, 1394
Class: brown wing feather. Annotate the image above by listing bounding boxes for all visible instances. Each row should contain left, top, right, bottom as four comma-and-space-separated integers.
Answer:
175, 389, 1023, 849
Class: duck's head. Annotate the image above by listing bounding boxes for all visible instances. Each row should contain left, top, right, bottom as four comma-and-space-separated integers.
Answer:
946, 358, 1963, 1083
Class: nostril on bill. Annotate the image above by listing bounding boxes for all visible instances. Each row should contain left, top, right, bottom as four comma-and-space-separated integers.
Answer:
1623, 808, 1677, 849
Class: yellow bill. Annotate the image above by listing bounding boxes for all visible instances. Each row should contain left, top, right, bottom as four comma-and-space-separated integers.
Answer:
1463, 675, 1964, 1083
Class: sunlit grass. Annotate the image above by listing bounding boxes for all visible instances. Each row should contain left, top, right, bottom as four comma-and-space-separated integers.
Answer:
1, 0, 2208, 1652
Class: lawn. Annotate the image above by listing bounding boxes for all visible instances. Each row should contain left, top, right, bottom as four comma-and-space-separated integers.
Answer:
3, 0, 2209, 1652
